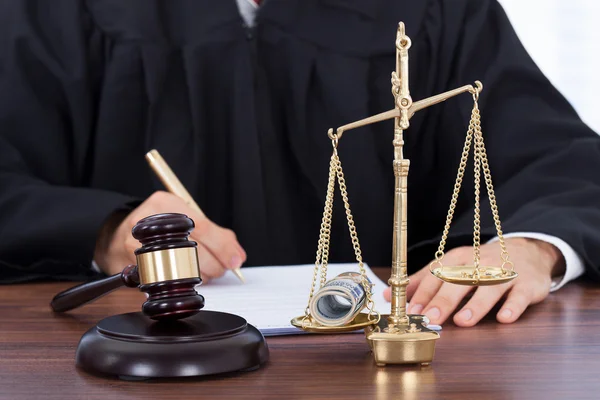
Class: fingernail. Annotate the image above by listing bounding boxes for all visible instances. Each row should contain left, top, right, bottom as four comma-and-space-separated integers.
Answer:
425, 307, 440, 321
457, 309, 473, 321
230, 255, 243, 269
410, 304, 424, 314
499, 309, 512, 320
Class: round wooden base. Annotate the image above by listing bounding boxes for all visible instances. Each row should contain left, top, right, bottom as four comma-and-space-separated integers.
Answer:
75, 311, 269, 379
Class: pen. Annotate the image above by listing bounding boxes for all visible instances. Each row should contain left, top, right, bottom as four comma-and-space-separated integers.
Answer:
145, 149, 246, 283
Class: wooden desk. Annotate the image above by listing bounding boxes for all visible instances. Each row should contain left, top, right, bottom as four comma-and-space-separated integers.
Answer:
1, 270, 599, 400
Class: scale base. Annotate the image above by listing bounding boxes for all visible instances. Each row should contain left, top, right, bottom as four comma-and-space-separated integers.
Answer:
76, 311, 269, 379
364, 314, 440, 366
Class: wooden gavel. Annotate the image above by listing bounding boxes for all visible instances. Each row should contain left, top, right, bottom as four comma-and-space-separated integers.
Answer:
51, 213, 205, 321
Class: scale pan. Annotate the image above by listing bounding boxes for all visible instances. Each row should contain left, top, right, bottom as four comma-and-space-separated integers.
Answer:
290, 313, 377, 333
430, 265, 518, 286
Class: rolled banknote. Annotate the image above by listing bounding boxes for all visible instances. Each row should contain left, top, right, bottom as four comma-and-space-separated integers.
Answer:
309, 272, 372, 327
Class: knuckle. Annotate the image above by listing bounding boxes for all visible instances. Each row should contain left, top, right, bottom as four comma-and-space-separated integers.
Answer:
191, 219, 211, 237
466, 298, 488, 313
411, 278, 440, 302
196, 246, 226, 278
125, 236, 138, 253
434, 294, 455, 309
124, 212, 139, 231
148, 191, 162, 202
533, 282, 551, 303
410, 287, 432, 304
204, 267, 225, 279
444, 246, 471, 264
513, 286, 533, 300
149, 190, 171, 205
509, 289, 532, 308
414, 266, 429, 278
223, 228, 237, 242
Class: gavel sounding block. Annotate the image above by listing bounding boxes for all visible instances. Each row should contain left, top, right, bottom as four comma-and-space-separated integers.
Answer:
76, 310, 269, 379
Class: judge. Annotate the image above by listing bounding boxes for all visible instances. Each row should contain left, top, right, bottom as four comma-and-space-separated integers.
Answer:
1, 0, 599, 328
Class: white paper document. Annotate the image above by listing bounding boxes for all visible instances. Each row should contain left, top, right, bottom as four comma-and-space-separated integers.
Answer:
198, 263, 440, 336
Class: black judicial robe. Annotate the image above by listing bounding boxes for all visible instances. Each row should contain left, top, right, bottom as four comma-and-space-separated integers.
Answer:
1, 0, 600, 283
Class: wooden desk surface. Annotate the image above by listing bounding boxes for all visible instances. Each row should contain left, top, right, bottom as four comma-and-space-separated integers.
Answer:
1, 269, 599, 400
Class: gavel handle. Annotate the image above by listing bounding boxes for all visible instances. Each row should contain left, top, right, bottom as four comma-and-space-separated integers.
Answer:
50, 265, 140, 312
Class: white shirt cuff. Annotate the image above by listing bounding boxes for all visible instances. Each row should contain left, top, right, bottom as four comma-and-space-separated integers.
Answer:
487, 232, 585, 291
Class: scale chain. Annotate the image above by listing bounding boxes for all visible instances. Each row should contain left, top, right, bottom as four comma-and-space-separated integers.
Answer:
473, 102, 482, 276
433, 106, 475, 265
333, 148, 379, 322
304, 137, 379, 324
472, 102, 513, 272
473, 103, 481, 272
304, 150, 337, 319
431, 93, 514, 276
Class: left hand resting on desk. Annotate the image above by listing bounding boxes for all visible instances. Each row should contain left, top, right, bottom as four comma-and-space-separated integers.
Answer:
383, 238, 565, 327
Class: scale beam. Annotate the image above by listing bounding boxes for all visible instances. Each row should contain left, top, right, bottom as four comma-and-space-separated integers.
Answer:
409, 82, 481, 118
328, 109, 399, 139
329, 83, 482, 140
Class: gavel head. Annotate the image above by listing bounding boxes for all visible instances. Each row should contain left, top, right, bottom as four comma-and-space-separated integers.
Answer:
131, 213, 205, 321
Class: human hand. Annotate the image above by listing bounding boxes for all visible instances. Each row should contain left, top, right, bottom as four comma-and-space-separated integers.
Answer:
93, 191, 246, 282
383, 238, 565, 326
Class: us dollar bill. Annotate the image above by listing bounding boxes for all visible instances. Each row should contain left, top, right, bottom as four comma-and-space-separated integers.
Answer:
309, 272, 372, 327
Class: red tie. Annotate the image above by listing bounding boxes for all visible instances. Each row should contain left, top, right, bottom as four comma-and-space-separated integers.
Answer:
253, 0, 261, 4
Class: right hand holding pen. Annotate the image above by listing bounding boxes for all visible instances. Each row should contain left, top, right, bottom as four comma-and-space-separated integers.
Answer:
93, 191, 246, 281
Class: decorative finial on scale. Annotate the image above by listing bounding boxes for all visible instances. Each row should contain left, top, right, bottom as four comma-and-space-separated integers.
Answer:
393, 21, 412, 131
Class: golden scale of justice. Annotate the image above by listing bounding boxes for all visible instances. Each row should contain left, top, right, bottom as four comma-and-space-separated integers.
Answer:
292, 22, 518, 366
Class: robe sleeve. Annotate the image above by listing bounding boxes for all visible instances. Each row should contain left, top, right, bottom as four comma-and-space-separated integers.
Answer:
0, 1, 139, 283
438, 0, 600, 280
